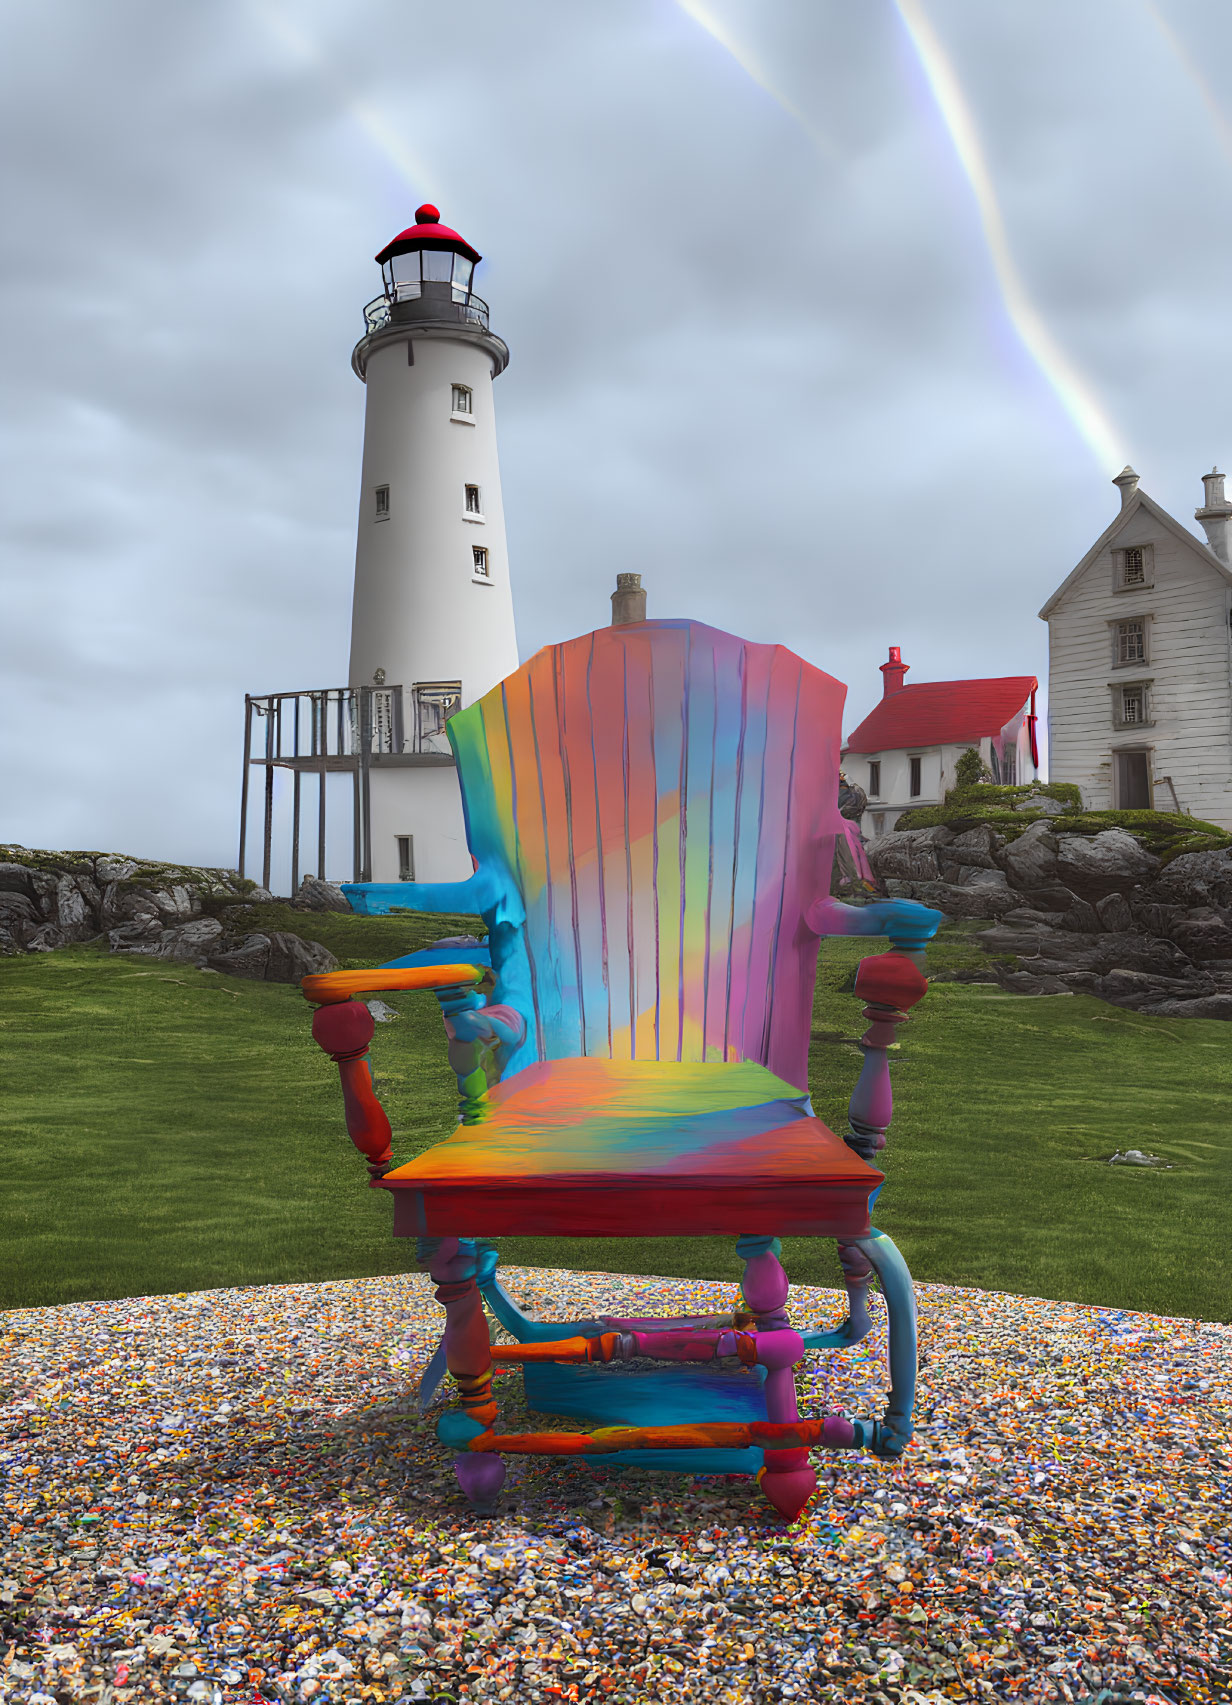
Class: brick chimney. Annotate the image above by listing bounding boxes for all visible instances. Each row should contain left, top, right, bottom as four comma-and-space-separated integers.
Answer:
611, 572, 646, 626
1195, 466, 1232, 563
880, 645, 908, 697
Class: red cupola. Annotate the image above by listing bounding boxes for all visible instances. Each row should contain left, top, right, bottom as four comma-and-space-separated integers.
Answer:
375, 204, 482, 267
355, 201, 505, 374
374, 203, 481, 307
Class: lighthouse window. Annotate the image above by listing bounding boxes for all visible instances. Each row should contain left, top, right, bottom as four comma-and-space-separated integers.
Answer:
390, 250, 421, 290
465, 485, 482, 514
472, 546, 490, 579
452, 384, 473, 415
374, 485, 390, 519
412, 683, 461, 756
422, 249, 454, 284
452, 255, 474, 299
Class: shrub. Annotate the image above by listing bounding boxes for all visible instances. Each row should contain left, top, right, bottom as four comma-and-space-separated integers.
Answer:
953, 747, 991, 788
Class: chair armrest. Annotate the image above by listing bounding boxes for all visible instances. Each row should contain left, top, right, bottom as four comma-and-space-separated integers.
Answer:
808, 896, 942, 954
342, 874, 489, 915
303, 965, 486, 1177
301, 964, 486, 1005
341, 862, 526, 925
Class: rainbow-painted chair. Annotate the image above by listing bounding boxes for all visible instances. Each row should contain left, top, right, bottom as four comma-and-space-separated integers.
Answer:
304, 618, 941, 1522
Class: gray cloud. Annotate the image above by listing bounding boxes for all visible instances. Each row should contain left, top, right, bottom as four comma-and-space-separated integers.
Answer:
3, 0, 1231, 866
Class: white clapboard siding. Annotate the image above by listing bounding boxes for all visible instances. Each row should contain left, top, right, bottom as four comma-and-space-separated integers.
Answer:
1044, 494, 1232, 829
853, 723, 1036, 842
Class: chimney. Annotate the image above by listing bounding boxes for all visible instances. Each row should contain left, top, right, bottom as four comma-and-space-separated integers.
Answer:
1195, 465, 1232, 563
880, 645, 908, 697
610, 572, 646, 626
1112, 466, 1140, 509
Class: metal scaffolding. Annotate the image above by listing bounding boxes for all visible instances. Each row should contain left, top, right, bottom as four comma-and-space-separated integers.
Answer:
238, 683, 457, 891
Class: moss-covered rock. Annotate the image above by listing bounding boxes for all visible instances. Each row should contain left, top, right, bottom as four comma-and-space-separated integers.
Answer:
892, 789, 1229, 865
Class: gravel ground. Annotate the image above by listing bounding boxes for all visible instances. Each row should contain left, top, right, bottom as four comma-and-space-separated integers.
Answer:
2, 1267, 1229, 1704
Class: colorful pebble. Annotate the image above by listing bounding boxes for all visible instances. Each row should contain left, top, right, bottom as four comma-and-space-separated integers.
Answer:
2, 1268, 1228, 1702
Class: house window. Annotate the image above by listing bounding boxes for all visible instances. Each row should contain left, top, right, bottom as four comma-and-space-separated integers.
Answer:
872, 812, 886, 837
374, 485, 390, 519
397, 835, 414, 882
465, 484, 481, 514
1002, 748, 1016, 784
1115, 619, 1146, 665
909, 755, 922, 797
472, 546, 489, 578
452, 384, 473, 415
1113, 543, 1153, 589
1121, 684, 1146, 724
867, 760, 881, 797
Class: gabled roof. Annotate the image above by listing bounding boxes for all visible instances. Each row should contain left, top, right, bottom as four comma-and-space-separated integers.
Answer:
844, 676, 1036, 755
1039, 487, 1232, 619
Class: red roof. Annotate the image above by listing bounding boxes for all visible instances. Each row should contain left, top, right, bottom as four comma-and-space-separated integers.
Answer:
844, 676, 1037, 754
375, 203, 481, 266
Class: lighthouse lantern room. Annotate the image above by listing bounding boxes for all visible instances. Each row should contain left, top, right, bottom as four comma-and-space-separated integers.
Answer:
239, 207, 520, 892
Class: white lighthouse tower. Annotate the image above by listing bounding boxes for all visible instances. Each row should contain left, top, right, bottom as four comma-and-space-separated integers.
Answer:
348, 203, 519, 883
239, 206, 519, 892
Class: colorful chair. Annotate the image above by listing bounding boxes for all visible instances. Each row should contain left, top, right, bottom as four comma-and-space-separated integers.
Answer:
304, 618, 941, 1521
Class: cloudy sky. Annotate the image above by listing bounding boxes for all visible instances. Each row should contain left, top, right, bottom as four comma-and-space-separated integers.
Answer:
4, 0, 1231, 872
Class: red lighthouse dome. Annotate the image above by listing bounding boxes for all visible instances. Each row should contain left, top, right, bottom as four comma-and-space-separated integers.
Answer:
375, 204, 482, 267
374, 203, 482, 313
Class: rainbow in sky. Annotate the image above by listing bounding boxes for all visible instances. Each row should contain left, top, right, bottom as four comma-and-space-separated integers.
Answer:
679, 0, 1132, 475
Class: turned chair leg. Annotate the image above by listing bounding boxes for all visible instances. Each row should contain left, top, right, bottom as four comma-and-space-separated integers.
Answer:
849, 1227, 918, 1456
835, 1240, 876, 1342
421, 1235, 507, 1510
737, 1234, 817, 1522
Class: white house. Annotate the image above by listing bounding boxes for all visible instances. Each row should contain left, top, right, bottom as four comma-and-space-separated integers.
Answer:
843, 648, 1038, 840
1040, 466, 1232, 829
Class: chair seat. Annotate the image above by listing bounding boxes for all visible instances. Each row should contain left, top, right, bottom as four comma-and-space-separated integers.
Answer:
382, 1058, 882, 1238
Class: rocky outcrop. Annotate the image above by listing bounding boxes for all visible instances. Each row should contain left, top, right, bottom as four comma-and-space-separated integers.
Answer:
0, 846, 338, 983
870, 825, 1232, 1020
1054, 828, 1160, 894
205, 930, 338, 982
292, 876, 352, 913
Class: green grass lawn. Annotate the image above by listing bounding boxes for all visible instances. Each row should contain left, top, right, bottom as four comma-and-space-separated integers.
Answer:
1, 912, 1228, 1321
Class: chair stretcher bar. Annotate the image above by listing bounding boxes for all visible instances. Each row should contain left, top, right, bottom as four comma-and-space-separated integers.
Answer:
462, 1413, 872, 1456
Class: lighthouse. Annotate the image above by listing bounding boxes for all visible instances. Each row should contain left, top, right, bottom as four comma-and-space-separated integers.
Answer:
350, 204, 519, 883
239, 207, 520, 892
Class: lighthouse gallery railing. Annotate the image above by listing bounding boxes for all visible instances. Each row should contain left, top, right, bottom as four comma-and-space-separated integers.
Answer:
238, 683, 459, 892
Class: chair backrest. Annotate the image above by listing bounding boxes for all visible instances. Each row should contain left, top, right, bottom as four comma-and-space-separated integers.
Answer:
449, 619, 847, 1092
